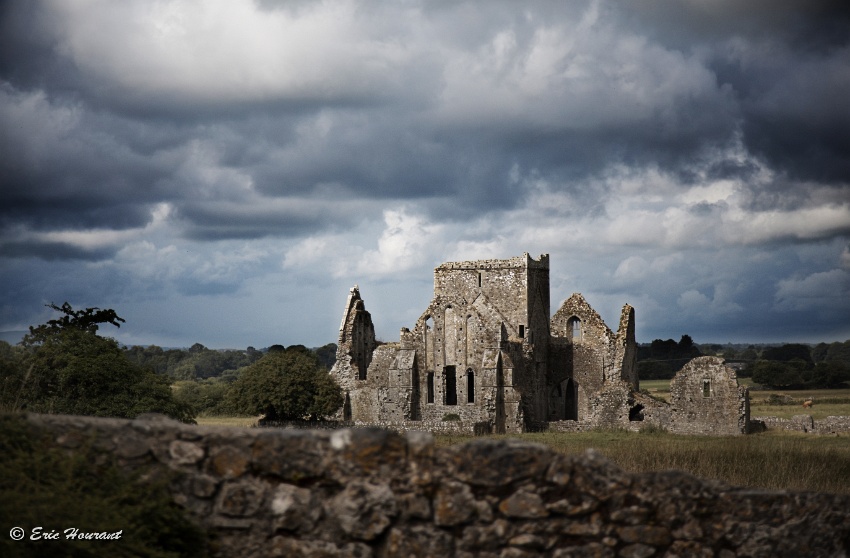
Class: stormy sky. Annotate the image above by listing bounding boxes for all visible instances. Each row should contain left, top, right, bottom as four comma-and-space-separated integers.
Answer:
1, 0, 849, 349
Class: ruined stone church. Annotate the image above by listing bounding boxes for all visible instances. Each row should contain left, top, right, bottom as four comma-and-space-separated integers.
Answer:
330, 253, 651, 434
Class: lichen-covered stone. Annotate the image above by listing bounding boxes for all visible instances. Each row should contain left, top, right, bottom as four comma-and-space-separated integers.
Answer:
169, 439, 204, 465
616, 525, 671, 547
251, 430, 327, 480
215, 479, 265, 517
618, 543, 656, 558
208, 445, 249, 478
381, 525, 453, 558
552, 543, 614, 558
434, 480, 476, 526
444, 438, 552, 487
271, 483, 320, 533
499, 489, 548, 519
331, 481, 397, 541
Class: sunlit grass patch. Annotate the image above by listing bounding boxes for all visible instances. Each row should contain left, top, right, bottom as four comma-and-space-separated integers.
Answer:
195, 415, 260, 428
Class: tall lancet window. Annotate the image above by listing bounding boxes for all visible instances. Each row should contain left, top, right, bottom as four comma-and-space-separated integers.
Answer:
568, 317, 582, 341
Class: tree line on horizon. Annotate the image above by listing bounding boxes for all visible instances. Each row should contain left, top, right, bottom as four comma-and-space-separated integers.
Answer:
638, 334, 850, 389
2, 303, 849, 425
0, 303, 344, 422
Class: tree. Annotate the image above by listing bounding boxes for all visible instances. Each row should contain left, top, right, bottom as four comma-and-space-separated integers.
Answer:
811, 360, 850, 388
748, 357, 849, 389
25, 302, 125, 339
314, 343, 338, 370
751, 360, 804, 388
7, 303, 193, 422
761, 344, 813, 365
226, 347, 343, 420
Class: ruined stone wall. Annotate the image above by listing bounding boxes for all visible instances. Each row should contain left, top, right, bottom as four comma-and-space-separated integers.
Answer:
550, 293, 615, 421
669, 357, 749, 436
330, 287, 377, 422
752, 414, 850, 435
15, 413, 850, 558
614, 305, 639, 390
433, 254, 548, 339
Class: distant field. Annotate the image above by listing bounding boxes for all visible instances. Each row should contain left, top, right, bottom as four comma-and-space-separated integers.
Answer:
195, 415, 260, 428
640, 379, 850, 419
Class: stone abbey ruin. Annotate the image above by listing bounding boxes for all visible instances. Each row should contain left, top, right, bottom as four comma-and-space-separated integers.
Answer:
330, 253, 751, 436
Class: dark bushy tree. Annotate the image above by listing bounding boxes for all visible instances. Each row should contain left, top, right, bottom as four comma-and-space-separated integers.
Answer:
4, 303, 193, 422
751, 360, 805, 388
314, 343, 338, 370
636, 335, 703, 379
761, 343, 813, 365
226, 347, 343, 420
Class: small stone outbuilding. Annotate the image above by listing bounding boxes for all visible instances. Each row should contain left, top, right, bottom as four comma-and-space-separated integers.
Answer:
667, 356, 750, 435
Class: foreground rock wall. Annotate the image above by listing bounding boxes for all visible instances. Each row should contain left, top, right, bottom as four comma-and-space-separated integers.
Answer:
18, 413, 850, 557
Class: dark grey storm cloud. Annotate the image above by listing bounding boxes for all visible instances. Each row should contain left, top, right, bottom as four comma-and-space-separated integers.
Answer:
0, 0, 847, 347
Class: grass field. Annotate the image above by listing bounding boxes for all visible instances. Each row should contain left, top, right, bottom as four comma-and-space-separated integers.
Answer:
195, 415, 261, 428
640, 379, 850, 419
435, 429, 850, 494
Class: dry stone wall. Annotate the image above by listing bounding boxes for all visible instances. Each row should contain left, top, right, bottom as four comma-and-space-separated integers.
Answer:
15, 413, 850, 557
752, 414, 850, 434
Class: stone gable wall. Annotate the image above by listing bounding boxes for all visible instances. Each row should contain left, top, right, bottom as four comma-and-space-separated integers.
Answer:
15, 413, 850, 557
669, 357, 749, 436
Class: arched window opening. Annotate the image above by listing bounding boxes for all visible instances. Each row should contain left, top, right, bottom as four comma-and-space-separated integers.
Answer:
426, 372, 434, 404
444, 366, 457, 406
568, 317, 582, 341
703, 379, 711, 398
466, 369, 475, 403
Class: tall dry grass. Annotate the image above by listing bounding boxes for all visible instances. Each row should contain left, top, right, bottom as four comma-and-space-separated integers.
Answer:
437, 429, 850, 494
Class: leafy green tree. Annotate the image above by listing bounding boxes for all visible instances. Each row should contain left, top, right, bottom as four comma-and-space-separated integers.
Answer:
173, 378, 236, 417
636, 335, 703, 379
740, 346, 758, 361
811, 360, 850, 388
124, 344, 261, 380
761, 344, 813, 365
750, 360, 804, 388
314, 343, 338, 370
8, 303, 193, 422
824, 340, 850, 366
226, 347, 343, 420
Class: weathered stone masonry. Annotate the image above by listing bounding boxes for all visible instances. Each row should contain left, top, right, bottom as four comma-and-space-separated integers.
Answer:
16, 413, 850, 557
331, 253, 751, 436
